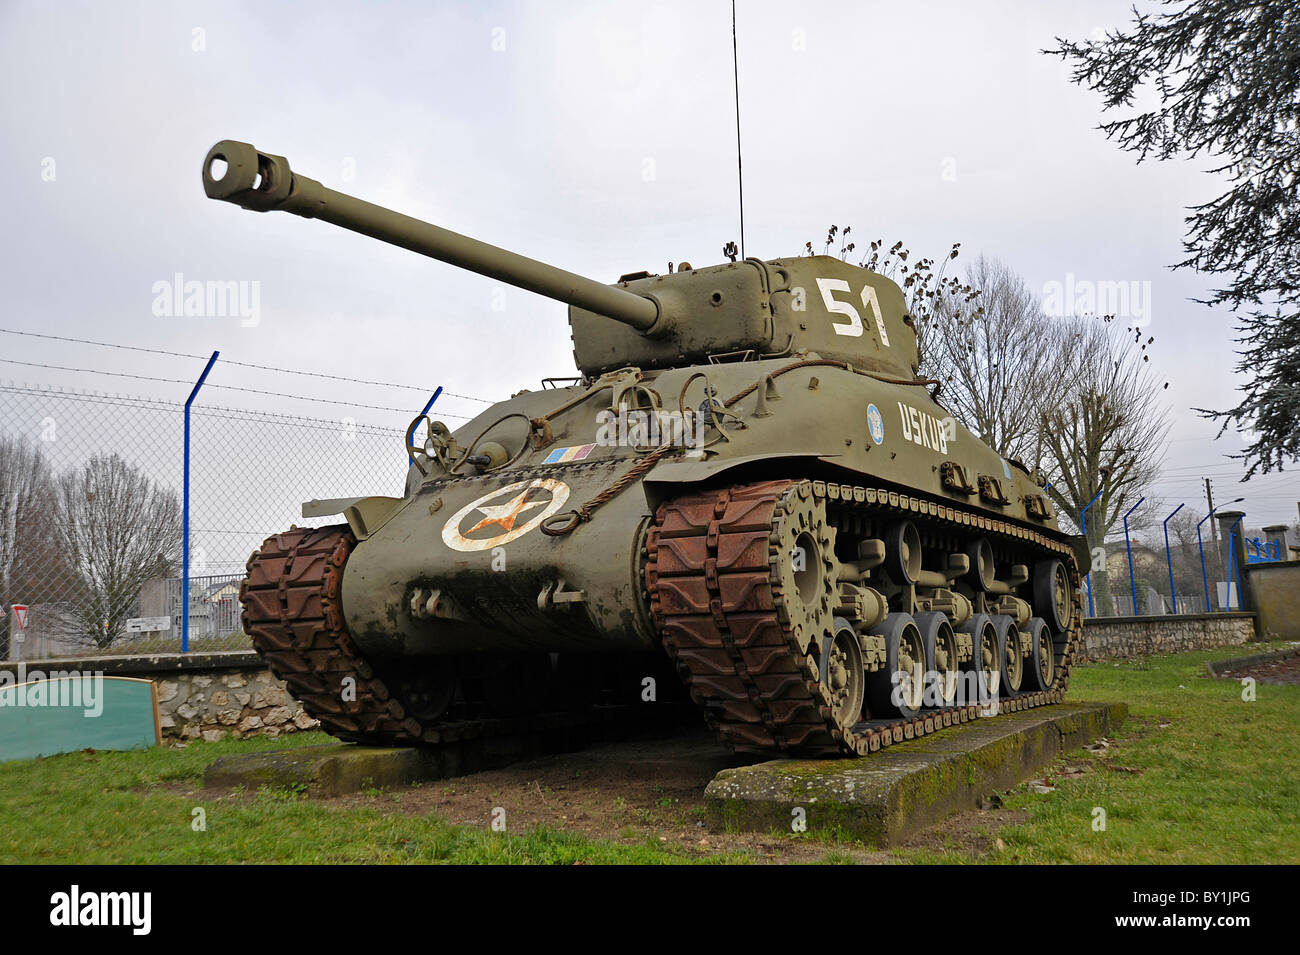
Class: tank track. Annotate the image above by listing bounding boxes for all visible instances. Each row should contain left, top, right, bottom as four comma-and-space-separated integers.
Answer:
646, 478, 1081, 756
239, 524, 678, 747
240, 525, 433, 745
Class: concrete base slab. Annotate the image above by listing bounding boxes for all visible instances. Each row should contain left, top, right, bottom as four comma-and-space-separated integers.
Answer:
705, 701, 1127, 846
205, 744, 443, 796
204, 704, 696, 796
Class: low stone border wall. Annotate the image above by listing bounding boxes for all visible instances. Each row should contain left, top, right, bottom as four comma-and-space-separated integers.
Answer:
0, 651, 318, 742
1078, 612, 1257, 662
1205, 646, 1300, 678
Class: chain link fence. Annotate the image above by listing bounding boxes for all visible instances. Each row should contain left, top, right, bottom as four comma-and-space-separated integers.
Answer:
1083, 526, 1248, 618
1, 382, 416, 660
4, 373, 1275, 647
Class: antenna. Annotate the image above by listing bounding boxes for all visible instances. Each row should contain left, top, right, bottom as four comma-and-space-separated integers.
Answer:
731, 0, 745, 259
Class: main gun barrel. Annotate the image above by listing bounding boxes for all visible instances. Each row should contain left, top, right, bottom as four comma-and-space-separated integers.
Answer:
202, 140, 661, 332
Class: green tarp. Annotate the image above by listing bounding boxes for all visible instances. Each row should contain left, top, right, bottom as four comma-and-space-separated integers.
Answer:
0, 675, 160, 762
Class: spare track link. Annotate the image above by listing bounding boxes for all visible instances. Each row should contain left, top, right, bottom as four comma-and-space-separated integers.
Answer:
645, 479, 1081, 757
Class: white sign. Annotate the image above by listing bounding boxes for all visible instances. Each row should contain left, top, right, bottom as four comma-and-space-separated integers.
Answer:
1215, 582, 1242, 611
126, 616, 172, 634
10, 605, 28, 630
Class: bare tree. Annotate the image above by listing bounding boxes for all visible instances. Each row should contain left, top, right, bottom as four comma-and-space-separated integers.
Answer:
0, 436, 53, 656
0, 437, 47, 597
923, 256, 1075, 465
55, 454, 181, 648
1041, 320, 1172, 615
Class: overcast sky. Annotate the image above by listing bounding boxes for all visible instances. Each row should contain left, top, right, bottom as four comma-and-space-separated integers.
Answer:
1, 0, 1296, 533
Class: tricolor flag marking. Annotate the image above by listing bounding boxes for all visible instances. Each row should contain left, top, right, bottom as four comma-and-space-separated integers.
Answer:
542, 444, 596, 464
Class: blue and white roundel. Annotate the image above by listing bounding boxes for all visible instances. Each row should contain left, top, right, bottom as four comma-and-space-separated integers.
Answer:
866, 404, 885, 444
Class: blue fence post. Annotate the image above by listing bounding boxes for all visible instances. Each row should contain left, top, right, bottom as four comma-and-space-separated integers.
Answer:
1225, 515, 1244, 611
1197, 497, 1243, 612
1163, 503, 1184, 613
1122, 496, 1144, 616
1197, 515, 1212, 612
407, 387, 443, 466
182, 351, 219, 653
1081, 489, 1103, 618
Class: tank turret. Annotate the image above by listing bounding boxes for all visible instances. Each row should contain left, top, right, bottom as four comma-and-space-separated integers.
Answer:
203, 140, 918, 379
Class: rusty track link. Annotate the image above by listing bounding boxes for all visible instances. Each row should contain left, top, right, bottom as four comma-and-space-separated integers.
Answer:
646, 479, 1081, 756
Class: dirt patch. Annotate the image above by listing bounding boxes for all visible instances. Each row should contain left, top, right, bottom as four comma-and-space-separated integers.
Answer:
888, 805, 1031, 858
184, 724, 1141, 863
1218, 652, 1300, 686
325, 727, 1078, 863
318, 731, 893, 862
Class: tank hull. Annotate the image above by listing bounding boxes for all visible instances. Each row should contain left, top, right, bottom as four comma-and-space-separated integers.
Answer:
340, 358, 1071, 662
341, 460, 657, 658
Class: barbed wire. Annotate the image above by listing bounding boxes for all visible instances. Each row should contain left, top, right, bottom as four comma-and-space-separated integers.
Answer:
0, 359, 471, 419
0, 327, 493, 404
1, 382, 408, 435
2, 381, 183, 411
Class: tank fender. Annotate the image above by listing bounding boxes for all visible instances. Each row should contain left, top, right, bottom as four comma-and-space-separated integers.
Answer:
1066, 534, 1090, 574
301, 496, 407, 540
643, 451, 843, 487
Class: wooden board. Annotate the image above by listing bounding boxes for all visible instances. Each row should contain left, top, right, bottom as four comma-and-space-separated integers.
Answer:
0, 676, 161, 762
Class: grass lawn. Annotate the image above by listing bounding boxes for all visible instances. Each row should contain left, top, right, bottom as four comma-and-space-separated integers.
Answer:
976, 640, 1300, 865
1, 641, 1295, 864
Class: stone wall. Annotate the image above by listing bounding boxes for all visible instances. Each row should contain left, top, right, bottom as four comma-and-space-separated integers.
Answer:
1245, 560, 1300, 641
0, 651, 319, 742
157, 666, 318, 741
1078, 612, 1257, 662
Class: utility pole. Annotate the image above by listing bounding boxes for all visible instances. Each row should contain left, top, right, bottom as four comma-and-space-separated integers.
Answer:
1205, 478, 1220, 609
1204, 478, 1220, 551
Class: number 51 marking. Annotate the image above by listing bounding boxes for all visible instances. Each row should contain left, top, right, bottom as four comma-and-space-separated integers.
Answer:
816, 278, 891, 345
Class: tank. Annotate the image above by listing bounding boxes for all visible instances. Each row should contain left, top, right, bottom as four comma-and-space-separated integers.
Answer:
207, 140, 1083, 756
